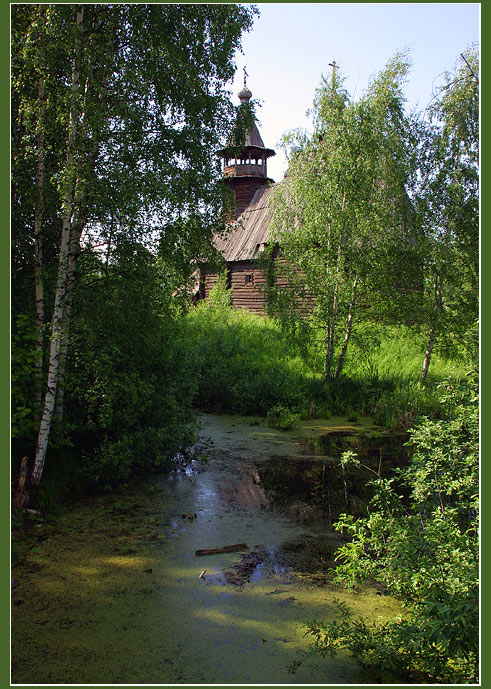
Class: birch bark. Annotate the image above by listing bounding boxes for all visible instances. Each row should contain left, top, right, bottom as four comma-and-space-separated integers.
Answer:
54, 17, 111, 428
421, 275, 442, 383
334, 273, 359, 378
54, 220, 80, 429
324, 194, 345, 380
32, 5, 84, 486
33, 5, 47, 416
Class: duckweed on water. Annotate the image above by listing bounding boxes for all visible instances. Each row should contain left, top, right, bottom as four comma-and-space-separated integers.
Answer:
12, 414, 405, 684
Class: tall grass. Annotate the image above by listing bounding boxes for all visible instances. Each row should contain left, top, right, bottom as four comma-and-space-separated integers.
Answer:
183, 289, 468, 429
184, 300, 314, 415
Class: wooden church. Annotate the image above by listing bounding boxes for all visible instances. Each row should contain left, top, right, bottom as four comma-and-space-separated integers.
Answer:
196, 74, 420, 318
199, 79, 281, 314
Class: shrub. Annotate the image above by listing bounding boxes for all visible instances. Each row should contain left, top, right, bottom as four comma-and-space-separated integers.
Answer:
306, 371, 479, 683
63, 243, 199, 488
266, 404, 300, 430
183, 294, 467, 429
184, 292, 313, 415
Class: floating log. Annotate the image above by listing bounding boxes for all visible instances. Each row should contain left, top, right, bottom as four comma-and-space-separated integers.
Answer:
195, 543, 248, 557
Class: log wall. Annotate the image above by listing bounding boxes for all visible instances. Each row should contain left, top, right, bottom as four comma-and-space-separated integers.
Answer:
204, 272, 220, 299
229, 177, 271, 219
204, 262, 267, 314
229, 261, 267, 313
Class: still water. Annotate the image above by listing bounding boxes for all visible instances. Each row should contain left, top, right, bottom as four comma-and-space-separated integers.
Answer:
11, 414, 407, 684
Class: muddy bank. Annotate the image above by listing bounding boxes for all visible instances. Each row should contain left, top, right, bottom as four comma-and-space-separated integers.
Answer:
11, 414, 404, 684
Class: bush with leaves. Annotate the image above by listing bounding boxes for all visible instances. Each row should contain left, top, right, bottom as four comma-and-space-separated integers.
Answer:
266, 404, 300, 431
11, 314, 40, 447
306, 370, 479, 683
65, 241, 199, 487
185, 278, 313, 415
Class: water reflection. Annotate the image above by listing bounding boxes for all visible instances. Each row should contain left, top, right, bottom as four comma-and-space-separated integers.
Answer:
170, 418, 410, 584
258, 432, 410, 527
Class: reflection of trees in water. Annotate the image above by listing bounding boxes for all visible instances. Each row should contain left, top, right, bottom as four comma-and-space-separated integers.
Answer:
221, 472, 270, 509
259, 434, 410, 526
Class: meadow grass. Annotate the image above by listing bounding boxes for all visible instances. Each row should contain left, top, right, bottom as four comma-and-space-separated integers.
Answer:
184, 301, 467, 429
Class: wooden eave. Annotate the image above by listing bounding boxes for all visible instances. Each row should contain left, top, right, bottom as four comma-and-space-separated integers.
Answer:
217, 125, 276, 159
225, 175, 275, 185
217, 144, 276, 160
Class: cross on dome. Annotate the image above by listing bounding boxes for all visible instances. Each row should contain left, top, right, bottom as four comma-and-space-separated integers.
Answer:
238, 66, 252, 103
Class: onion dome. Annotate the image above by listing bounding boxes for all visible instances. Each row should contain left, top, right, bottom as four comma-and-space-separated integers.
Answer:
238, 85, 252, 103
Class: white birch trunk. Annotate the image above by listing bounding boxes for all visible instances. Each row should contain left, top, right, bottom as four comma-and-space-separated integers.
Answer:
324, 321, 332, 379
324, 193, 345, 380
324, 241, 342, 379
34, 6, 47, 416
421, 276, 442, 384
54, 220, 81, 428
53, 27, 110, 429
31, 5, 84, 487
421, 326, 436, 384
334, 273, 359, 378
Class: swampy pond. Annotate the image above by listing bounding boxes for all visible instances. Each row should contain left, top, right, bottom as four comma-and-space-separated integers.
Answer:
12, 414, 409, 684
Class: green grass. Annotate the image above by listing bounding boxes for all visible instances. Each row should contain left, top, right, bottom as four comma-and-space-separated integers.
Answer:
183, 299, 469, 429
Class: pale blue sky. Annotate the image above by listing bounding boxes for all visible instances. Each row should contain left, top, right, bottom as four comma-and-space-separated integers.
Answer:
228, 3, 480, 181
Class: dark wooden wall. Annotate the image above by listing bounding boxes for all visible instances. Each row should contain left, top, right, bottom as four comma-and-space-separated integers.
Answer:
204, 272, 219, 299
204, 261, 267, 313
230, 177, 270, 219
203, 254, 315, 316
229, 261, 267, 313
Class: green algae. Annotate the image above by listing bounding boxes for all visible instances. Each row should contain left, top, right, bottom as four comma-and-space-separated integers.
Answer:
12, 414, 404, 684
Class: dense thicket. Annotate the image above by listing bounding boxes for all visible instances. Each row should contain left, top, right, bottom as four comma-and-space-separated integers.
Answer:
306, 372, 479, 683
416, 49, 479, 380
278, 50, 478, 683
12, 28, 479, 682
183, 277, 467, 425
11, 3, 257, 498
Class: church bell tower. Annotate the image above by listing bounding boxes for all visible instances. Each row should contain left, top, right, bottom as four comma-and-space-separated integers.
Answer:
217, 71, 276, 219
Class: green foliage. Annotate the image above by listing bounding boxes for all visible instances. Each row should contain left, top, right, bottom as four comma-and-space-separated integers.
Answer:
307, 603, 476, 684
11, 3, 259, 249
268, 53, 419, 379
266, 48, 478, 384
35, 448, 87, 514
266, 404, 300, 431
65, 242, 199, 487
207, 271, 232, 309
184, 296, 314, 416
11, 3, 258, 492
11, 314, 39, 444
307, 372, 479, 683
414, 48, 479, 376
183, 300, 466, 431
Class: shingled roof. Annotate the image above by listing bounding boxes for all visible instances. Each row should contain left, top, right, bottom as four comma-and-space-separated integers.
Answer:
213, 185, 275, 261
245, 122, 266, 149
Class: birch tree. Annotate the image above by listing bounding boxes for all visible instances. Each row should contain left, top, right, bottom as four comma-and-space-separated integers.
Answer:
267, 54, 417, 379
416, 47, 479, 382
11, 3, 257, 487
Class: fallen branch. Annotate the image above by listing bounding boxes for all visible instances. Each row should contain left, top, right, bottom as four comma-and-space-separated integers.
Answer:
195, 543, 248, 556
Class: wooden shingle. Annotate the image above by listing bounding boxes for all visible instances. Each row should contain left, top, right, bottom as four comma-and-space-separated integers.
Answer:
213, 185, 275, 261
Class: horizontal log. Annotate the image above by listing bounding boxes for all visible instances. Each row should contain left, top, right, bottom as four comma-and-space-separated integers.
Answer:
195, 543, 249, 556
